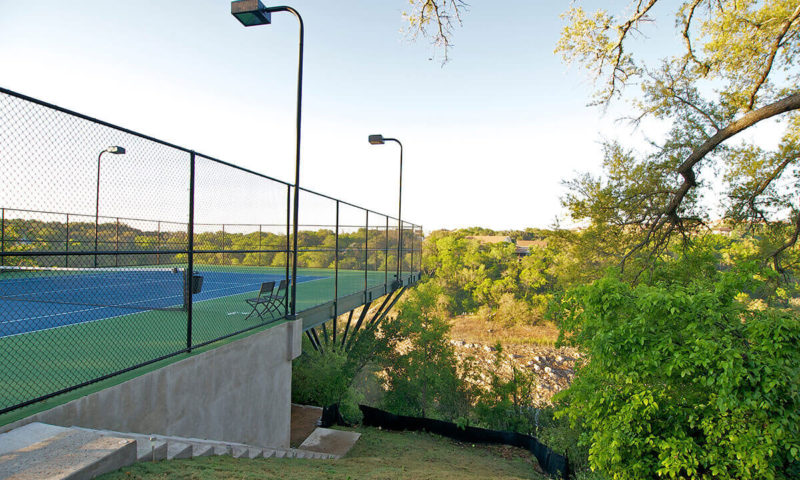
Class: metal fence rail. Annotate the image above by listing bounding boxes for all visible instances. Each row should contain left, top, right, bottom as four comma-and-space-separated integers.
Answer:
0, 86, 422, 415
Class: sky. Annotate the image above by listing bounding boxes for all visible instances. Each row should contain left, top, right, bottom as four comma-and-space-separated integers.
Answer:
0, 0, 724, 232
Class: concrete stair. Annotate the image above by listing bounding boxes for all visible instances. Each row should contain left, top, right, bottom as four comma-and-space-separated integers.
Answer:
0, 423, 137, 480
70, 426, 341, 461
0, 422, 342, 480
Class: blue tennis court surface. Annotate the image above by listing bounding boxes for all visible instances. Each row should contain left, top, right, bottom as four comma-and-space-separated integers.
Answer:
0, 268, 326, 337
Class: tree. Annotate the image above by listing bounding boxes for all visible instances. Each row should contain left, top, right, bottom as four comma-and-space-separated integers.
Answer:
557, 0, 800, 273
403, 0, 467, 63
556, 263, 800, 479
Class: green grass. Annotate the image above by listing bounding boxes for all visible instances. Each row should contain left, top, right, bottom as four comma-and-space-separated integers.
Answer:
0, 265, 406, 421
99, 426, 546, 480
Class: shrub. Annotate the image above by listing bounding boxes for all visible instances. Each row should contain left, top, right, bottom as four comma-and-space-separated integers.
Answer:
556, 269, 800, 479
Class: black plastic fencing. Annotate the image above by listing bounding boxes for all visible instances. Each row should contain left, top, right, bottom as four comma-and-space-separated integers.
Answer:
0, 86, 422, 415
359, 405, 570, 479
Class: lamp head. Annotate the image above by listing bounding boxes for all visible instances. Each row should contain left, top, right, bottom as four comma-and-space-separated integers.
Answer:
105, 146, 126, 155
231, 0, 272, 26
368, 134, 385, 145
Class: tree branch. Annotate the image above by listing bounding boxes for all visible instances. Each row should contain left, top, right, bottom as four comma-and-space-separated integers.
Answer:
666, 93, 800, 219
746, 3, 800, 110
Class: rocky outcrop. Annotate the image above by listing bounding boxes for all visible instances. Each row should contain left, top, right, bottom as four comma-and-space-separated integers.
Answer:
449, 339, 580, 406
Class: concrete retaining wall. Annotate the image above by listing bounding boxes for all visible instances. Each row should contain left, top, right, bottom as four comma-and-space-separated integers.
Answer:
1, 319, 303, 449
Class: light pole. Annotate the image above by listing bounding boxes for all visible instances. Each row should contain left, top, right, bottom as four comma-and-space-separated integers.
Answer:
231, 0, 304, 317
95, 146, 126, 268
368, 134, 403, 289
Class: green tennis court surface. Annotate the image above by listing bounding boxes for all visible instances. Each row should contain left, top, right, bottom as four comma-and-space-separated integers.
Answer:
0, 265, 390, 412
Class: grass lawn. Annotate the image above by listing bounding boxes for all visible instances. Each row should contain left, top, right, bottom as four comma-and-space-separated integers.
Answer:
99, 426, 546, 480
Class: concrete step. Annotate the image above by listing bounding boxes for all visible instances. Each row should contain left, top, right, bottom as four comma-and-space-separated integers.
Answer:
136, 440, 168, 462
71, 425, 339, 464
166, 442, 193, 460
192, 445, 214, 457
0, 422, 137, 480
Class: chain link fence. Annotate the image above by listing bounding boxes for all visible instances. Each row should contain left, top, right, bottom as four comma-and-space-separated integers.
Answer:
0, 86, 422, 415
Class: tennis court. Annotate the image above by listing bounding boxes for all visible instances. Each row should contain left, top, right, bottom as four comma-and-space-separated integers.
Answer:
0, 85, 423, 417
0, 265, 327, 338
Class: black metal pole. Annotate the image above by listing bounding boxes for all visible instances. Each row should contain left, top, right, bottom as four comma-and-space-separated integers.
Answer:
334, 200, 339, 321
187, 151, 196, 352
384, 215, 389, 291
157, 221, 161, 265
287, 7, 304, 318
233, 5, 304, 317
95, 150, 104, 268
65, 214, 69, 267
410, 223, 414, 282
115, 218, 120, 267
364, 210, 368, 294
0, 207, 4, 267
286, 184, 291, 315
380, 138, 403, 288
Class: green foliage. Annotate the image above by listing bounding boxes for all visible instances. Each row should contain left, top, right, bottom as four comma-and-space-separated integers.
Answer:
379, 281, 475, 420
473, 344, 539, 435
292, 344, 364, 422
556, 266, 800, 479
557, 0, 800, 275
422, 229, 556, 324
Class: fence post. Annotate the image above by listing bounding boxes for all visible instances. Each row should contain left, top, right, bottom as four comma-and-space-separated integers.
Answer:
410, 223, 414, 282
221, 224, 225, 266
334, 200, 339, 323
187, 151, 196, 352
65, 213, 69, 267
156, 221, 161, 265
258, 224, 262, 267
115, 218, 120, 267
0, 207, 4, 267
285, 185, 291, 315
364, 210, 368, 296
384, 216, 389, 293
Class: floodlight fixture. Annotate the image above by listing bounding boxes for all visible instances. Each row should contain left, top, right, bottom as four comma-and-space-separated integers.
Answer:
231, 0, 272, 26
368, 134, 385, 145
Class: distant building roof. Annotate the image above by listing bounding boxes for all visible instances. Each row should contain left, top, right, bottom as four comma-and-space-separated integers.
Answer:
465, 235, 513, 244
516, 240, 548, 248
515, 239, 548, 255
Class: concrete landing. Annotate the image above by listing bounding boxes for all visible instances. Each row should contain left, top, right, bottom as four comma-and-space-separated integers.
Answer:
0, 423, 136, 480
290, 404, 323, 448
298, 428, 361, 458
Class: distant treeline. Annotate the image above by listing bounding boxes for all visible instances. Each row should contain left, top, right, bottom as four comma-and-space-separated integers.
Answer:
0, 216, 421, 271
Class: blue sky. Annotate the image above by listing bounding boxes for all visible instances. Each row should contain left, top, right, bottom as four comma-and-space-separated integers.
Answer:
0, 1, 688, 231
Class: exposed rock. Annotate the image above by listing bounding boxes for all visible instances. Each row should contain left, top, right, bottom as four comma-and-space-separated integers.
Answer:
446, 339, 579, 406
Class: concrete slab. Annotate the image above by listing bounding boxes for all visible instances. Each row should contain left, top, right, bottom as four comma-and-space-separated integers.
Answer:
0, 429, 136, 480
298, 428, 360, 458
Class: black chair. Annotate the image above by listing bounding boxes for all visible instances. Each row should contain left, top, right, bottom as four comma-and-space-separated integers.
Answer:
244, 281, 276, 320
265, 279, 290, 319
